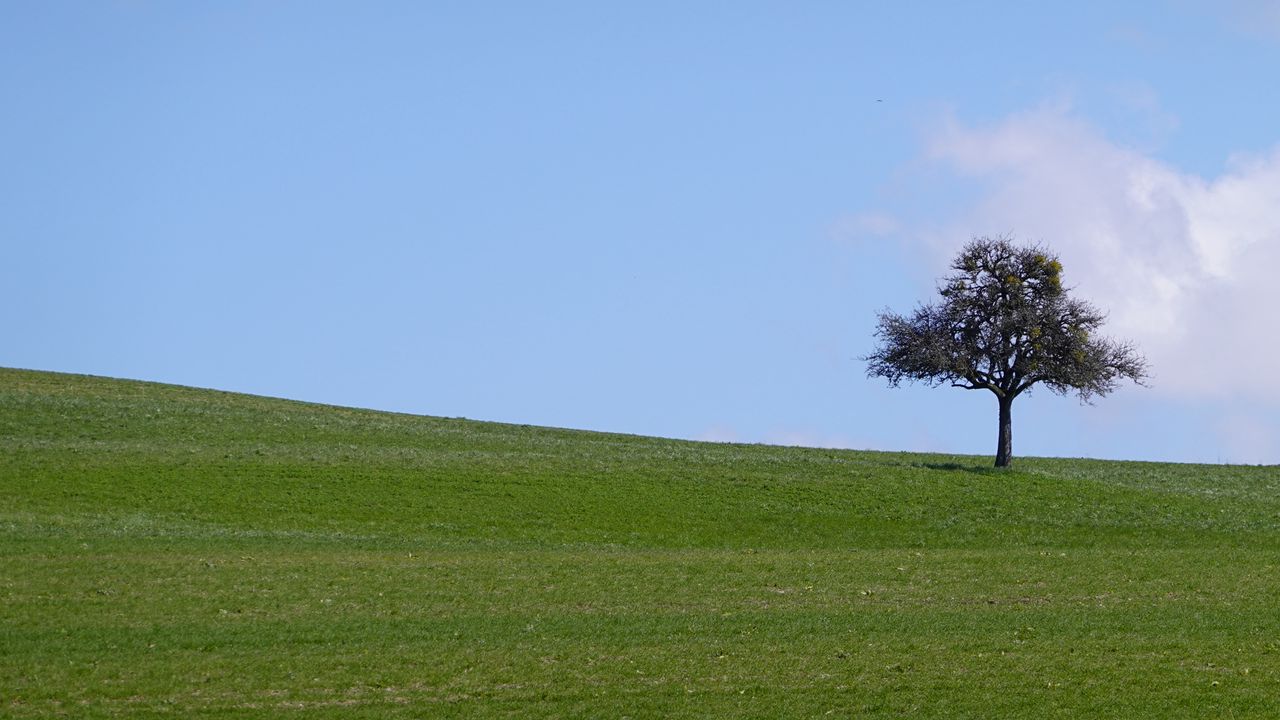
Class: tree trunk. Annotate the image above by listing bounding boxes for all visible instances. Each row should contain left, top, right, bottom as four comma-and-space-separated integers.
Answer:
995, 394, 1013, 468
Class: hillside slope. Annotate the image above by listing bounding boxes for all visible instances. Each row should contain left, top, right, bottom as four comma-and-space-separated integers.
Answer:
3, 368, 1279, 718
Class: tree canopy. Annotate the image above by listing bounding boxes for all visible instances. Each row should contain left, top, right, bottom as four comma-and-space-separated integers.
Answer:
865, 236, 1148, 467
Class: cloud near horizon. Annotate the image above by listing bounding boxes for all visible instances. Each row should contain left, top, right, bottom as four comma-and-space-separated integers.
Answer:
870, 104, 1280, 409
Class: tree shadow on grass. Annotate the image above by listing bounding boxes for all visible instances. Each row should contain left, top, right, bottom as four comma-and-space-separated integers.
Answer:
851, 453, 1021, 477
918, 462, 1010, 477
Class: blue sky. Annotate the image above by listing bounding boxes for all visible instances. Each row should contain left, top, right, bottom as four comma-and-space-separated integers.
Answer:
5, 2, 1280, 463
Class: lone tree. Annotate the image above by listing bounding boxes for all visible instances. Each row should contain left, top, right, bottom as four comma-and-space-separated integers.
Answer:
865, 236, 1147, 468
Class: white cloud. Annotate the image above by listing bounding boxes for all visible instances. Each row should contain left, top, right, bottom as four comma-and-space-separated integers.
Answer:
694, 425, 740, 444
762, 429, 862, 450
695, 426, 871, 451
890, 104, 1280, 404
829, 212, 900, 242
1215, 0, 1280, 40
1216, 413, 1279, 465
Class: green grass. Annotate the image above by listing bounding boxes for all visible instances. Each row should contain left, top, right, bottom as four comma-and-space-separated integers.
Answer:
3, 367, 1280, 718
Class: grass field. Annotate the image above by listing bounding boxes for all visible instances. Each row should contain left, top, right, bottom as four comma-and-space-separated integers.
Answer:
3, 367, 1280, 718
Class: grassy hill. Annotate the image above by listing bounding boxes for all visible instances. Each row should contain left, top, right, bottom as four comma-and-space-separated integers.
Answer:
3, 367, 1279, 718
